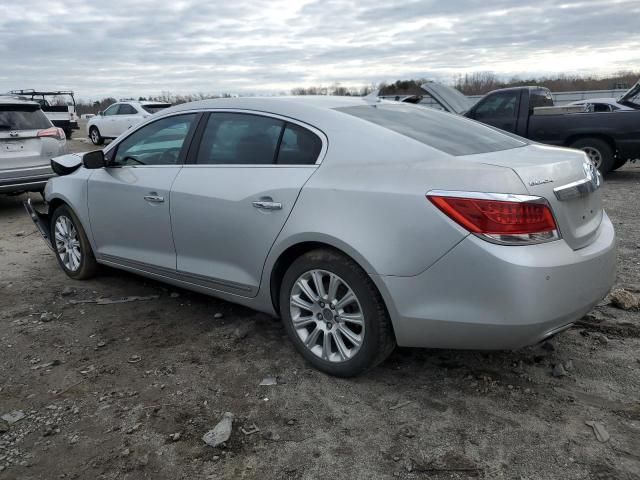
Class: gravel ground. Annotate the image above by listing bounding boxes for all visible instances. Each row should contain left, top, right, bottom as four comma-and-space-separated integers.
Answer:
0, 137, 639, 480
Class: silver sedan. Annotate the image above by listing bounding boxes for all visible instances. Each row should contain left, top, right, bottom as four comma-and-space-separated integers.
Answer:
25, 96, 616, 377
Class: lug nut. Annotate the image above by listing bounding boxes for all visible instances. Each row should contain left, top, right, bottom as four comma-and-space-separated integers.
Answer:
319, 302, 325, 308
317, 313, 323, 319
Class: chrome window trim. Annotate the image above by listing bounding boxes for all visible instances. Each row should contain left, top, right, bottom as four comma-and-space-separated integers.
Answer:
104, 108, 329, 167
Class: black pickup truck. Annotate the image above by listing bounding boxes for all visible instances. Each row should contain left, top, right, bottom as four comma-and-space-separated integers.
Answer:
411, 82, 640, 173
462, 85, 640, 173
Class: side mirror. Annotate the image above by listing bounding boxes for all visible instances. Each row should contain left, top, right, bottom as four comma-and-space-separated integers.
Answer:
83, 150, 106, 169
98, 110, 104, 116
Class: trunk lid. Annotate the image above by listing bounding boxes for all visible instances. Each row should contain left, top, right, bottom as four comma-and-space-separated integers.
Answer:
0, 130, 50, 169
618, 79, 640, 108
461, 144, 603, 250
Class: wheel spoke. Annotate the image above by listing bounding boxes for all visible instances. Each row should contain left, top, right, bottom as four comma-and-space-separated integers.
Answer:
296, 278, 318, 304
338, 312, 364, 326
311, 271, 327, 300
292, 314, 316, 328
327, 274, 340, 303
304, 326, 321, 348
332, 330, 350, 360
321, 331, 331, 360
335, 290, 356, 311
291, 294, 314, 312
337, 324, 362, 348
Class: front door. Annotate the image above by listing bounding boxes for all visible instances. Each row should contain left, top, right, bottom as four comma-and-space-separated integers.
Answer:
87, 113, 198, 270
112, 103, 143, 137
170, 112, 324, 296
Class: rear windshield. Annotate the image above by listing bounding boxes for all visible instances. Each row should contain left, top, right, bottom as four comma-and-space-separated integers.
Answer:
142, 104, 171, 114
0, 104, 51, 130
336, 104, 526, 156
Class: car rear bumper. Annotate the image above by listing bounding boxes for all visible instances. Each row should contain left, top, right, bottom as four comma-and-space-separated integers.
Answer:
376, 212, 616, 350
0, 165, 55, 193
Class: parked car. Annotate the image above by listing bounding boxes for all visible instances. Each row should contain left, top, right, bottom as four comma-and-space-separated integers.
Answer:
9, 90, 79, 139
0, 96, 66, 194
87, 101, 171, 145
25, 97, 615, 376
463, 86, 640, 173
567, 79, 640, 112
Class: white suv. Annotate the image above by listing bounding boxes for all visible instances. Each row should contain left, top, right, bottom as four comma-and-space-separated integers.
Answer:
86, 101, 171, 145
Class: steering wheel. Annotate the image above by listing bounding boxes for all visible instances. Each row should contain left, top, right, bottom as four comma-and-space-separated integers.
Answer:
159, 148, 180, 164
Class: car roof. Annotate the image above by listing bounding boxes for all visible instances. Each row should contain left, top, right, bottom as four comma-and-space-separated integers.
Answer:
0, 95, 41, 107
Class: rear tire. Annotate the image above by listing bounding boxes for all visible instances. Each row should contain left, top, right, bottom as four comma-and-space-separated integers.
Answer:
570, 138, 615, 174
611, 157, 627, 171
51, 205, 99, 280
89, 126, 104, 146
279, 249, 395, 377
64, 128, 73, 140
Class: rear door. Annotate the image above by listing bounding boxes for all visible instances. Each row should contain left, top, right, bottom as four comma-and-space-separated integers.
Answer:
170, 111, 325, 296
112, 103, 143, 137
87, 113, 198, 270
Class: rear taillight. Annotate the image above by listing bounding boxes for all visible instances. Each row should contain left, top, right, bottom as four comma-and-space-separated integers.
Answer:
427, 191, 560, 245
38, 127, 65, 141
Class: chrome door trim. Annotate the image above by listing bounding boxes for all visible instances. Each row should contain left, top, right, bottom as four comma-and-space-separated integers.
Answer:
553, 175, 601, 201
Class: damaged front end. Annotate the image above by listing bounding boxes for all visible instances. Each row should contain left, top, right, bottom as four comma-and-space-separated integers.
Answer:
24, 198, 53, 251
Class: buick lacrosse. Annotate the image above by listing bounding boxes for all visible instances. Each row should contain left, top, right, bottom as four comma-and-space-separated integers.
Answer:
25, 96, 616, 377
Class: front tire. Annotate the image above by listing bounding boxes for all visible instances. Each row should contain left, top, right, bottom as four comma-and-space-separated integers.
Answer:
51, 205, 99, 280
279, 249, 395, 377
64, 128, 73, 140
570, 138, 614, 174
89, 126, 104, 146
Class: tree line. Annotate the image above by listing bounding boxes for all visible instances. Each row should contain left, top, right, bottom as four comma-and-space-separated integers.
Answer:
70, 70, 638, 114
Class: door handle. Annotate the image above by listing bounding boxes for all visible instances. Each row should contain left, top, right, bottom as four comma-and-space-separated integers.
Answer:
252, 200, 282, 211
144, 194, 164, 203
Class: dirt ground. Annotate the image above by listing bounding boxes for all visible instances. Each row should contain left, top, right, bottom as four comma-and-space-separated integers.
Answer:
1, 135, 639, 480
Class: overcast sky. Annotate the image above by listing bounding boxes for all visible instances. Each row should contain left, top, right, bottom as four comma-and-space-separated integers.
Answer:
1, 0, 638, 100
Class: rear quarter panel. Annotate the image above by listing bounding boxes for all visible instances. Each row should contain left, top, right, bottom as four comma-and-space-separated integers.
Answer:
264, 121, 529, 278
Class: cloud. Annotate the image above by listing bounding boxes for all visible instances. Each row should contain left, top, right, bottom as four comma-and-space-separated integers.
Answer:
0, 0, 638, 99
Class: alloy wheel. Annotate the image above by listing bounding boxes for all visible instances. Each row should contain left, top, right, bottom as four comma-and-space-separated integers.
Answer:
90, 129, 99, 144
54, 215, 82, 272
581, 146, 603, 169
289, 269, 365, 363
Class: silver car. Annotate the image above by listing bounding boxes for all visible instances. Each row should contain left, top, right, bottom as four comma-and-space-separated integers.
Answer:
25, 96, 616, 377
1, 96, 66, 193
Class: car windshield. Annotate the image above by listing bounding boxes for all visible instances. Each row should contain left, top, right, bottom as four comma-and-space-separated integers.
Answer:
336, 104, 526, 156
142, 104, 171, 114
0, 104, 51, 130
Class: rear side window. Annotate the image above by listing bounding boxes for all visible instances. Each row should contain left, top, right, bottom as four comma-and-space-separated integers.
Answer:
277, 123, 322, 165
337, 104, 525, 156
0, 104, 51, 130
117, 104, 137, 115
197, 113, 284, 165
142, 104, 171, 114
530, 90, 554, 108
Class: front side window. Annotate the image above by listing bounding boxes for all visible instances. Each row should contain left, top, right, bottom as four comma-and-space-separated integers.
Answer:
474, 92, 518, 120
113, 114, 196, 166
196, 113, 284, 165
117, 104, 138, 115
103, 104, 118, 116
